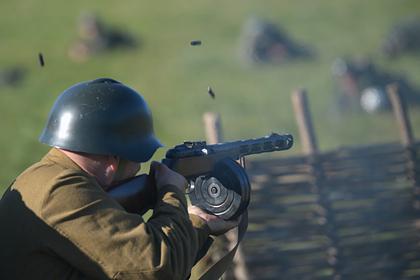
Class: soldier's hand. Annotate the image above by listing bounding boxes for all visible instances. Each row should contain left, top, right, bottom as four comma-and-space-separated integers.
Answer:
188, 206, 240, 236
150, 161, 188, 192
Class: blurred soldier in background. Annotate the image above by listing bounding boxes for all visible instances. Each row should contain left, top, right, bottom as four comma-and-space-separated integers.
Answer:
382, 16, 420, 58
68, 12, 138, 62
331, 57, 420, 113
0, 78, 238, 279
0, 66, 25, 88
238, 17, 314, 64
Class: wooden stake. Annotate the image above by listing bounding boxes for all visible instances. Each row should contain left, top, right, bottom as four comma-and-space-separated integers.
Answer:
387, 84, 414, 146
203, 112, 223, 144
202, 112, 249, 280
291, 89, 319, 155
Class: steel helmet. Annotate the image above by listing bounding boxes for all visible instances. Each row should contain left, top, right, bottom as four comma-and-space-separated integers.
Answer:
39, 78, 162, 162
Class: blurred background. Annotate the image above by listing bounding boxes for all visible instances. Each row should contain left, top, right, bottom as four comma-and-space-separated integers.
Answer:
2, 1, 420, 279
1, 0, 420, 191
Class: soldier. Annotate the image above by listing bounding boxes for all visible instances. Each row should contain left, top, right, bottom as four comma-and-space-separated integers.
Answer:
382, 16, 420, 58
68, 12, 137, 62
0, 78, 238, 279
0, 66, 26, 87
238, 17, 313, 64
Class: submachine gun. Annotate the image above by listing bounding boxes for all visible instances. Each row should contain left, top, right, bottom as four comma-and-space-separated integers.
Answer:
109, 132, 293, 220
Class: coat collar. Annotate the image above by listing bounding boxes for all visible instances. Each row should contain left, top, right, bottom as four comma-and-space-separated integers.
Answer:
42, 148, 84, 171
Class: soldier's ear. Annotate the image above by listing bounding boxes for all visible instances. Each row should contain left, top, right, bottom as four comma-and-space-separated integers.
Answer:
108, 156, 120, 173
102, 156, 120, 188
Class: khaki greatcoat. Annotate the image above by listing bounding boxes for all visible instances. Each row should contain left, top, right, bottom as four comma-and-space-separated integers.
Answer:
0, 148, 210, 279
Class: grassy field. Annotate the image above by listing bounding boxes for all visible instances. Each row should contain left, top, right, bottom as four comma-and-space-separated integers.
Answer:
1, 0, 420, 193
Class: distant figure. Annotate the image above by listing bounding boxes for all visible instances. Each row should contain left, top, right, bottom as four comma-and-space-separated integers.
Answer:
0, 66, 25, 88
68, 12, 138, 62
331, 57, 420, 113
238, 18, 314, 64
382, 16, 420, 58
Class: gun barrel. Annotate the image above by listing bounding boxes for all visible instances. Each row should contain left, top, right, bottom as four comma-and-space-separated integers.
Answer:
165, 133, 293, 160
209, 133, 293, 158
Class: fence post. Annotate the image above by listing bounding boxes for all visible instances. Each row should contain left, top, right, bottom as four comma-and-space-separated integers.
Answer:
203, 112, 224, 145
291, 88, 319, 155
291, 89, 342, 280
387, 84, 420, 210
203, 112, 249, 280
387, 84, 414, 146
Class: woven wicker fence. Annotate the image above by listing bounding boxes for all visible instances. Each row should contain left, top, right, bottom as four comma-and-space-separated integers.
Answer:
244, 142, 420, 279
202, 85, 420, 280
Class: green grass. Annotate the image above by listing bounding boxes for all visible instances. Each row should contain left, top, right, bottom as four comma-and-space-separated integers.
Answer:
1, 0, 420, 193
